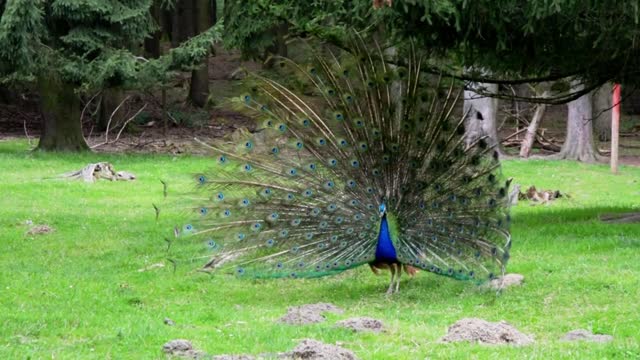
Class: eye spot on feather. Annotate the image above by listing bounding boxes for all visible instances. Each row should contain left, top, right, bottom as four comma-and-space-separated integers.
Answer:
366, 187, 374, 194
218, 155, 227, 164
184, 224, 193, 231
344, 94, 353, 103
286, 193, 295, 201
309, 67, 317, 75
311, 207, 321, 216
327, 204, 337, 212
354, 119, 364, 127
206, 239, 217, 250
319, 221, 328, 229
243, 164, 253, 172
197, 175, 206, 184
305, 233, 314, 240
236, 233, 246, 241
334, 216, 344, 224
223, 209, 231, 217
291, 218, 301, 226
271, 147, 280, 155
301, 118, 311, 127
241, 198, 250, 206
308, 163, 317, 171
266, 238, 275, 247
328, 159, 338, 167
327, 89, 336, 96
350, 199, 359, 206
358, 143, 368, 151
277, 124, 287, 132
317, 138, 326, 146
303, 189, 313, 197
244, 141, 253, 150
347, 179, 356, 188
288, 168, 298, 176
298, 262, 306, 268
371, 169, 380, 176
339, 139, 348, 147
243, 95, 251, 104
269, 212, 279, 221
346, 228, 354, 234
199, 207, 208, 215
295, 141, 304, 150
367, 204, 375, 210
236, 267, 245, 275
324, 181, 335, 189
290, 246, 299, 254
280, 229, 289, 237
276, 262, 284, 269
215, 192, 224, 201
252, 223, 262, 231
351, 160, 360, 168
290, 273, 298, 278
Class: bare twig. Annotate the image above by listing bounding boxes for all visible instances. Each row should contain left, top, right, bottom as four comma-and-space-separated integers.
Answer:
91, 103, 147, 149
23, 118, 32, 147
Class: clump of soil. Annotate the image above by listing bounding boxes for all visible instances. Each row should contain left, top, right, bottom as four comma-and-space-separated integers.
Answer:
562, 329, 613, 343
489, 273, 525, 290
213, 355, 256, 360
441, 318, 534, 346
26, 224, 54, 235
283, 339, 358, 360
161, 339, 206, 358
278, 303, 344, 325
335, 317, 385, 333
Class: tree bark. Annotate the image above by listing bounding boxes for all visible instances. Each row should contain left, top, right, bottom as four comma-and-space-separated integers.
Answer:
263, 22, 289, 69
519, 90, 549, 158
593, 83, 612, 141
144, 0, 162, 59
548, 83, 601, 162
37, 76, 89, 151
97, 88, 126, 131
189, 0, 212, 107
464, 82, 503, 155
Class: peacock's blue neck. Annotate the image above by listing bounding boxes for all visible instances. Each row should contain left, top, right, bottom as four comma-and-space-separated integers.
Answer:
375, 214, 398, 262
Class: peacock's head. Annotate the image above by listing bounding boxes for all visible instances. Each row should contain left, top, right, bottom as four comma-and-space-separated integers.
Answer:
378, 203, 387, 217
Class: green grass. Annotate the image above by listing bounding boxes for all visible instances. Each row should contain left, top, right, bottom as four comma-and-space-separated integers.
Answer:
1, 139, 639, 359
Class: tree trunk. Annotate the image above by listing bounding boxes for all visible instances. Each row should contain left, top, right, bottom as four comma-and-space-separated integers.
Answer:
97, 88, 126, 132
549, 83, 601, 162
144, 0, 162, 59
519, 90, 549, 158
593, 83, 612, 141
189, 0, 212, 107
37, 76, 89, 151
464, 82, 503, 155
263, 22, 289, 69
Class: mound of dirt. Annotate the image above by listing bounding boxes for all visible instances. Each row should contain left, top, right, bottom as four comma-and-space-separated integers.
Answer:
441, 318, 534, 346
488, 273, 525, 290
26, 224, 54, 235
278, 303, 344, 325
335, 317, 385, 333
213, 355, 256, 360
562, 329, 613, 343
162, 339, 206, 359
283, 339, 358, 360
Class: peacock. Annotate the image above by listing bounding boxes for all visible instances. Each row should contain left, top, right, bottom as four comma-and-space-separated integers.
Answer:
174, 35, 512, 294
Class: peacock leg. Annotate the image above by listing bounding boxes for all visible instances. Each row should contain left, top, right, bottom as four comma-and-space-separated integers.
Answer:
394, 263, 402, 293
386, 264, 396, 295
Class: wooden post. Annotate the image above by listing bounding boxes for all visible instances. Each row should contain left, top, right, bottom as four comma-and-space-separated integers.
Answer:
611, 84, 621, 174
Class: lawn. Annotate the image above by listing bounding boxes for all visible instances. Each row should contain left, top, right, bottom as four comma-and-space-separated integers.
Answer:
0, 139, 639, 359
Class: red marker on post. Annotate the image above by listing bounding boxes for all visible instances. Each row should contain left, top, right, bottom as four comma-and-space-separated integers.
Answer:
611, 84, 621, 174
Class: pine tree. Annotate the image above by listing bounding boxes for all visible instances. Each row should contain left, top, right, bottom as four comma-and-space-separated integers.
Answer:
0, 0, 220, 151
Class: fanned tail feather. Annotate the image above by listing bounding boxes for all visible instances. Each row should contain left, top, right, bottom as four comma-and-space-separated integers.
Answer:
175, 34, 511, 283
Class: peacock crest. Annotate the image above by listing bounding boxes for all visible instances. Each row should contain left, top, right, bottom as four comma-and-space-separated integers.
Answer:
174, 34, 512, 293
